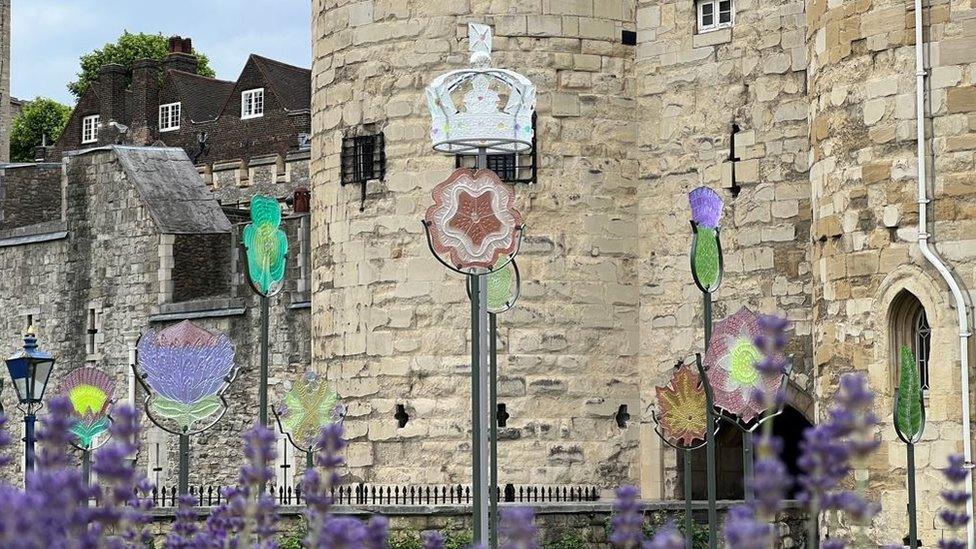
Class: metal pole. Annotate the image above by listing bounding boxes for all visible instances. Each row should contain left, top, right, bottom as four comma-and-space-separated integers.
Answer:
178, 433, 189, 495
307, 450, 313, 470
742, 431, 753, 502
490, 313, 499, 549
683, 449, 693, 549
907, 443, 918, 549
82, 449, 91, 486
469, 148, 490, 545
260, 294, 270, 426
24, 412, 35, 486
703, 291, 717, 549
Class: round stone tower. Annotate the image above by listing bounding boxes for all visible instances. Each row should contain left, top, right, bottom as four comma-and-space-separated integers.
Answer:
310, 2, 641, 489
807, 0, 976, 543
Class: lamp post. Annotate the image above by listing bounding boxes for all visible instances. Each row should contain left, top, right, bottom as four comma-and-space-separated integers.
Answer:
5, 327, 55, 483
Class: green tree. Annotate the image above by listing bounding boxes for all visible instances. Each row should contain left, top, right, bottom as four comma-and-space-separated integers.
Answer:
68, 31, 214, 99
9, 97, 71, 162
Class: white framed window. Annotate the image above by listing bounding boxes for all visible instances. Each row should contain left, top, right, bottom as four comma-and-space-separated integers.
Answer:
158, 102, 181, 132
241, 88, 265, 119
698, 0, 733, 32
81, 114, 100, 144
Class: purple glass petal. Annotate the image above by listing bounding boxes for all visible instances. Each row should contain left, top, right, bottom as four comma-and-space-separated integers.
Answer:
688, 186, 724, 229
137, 321, 236, 404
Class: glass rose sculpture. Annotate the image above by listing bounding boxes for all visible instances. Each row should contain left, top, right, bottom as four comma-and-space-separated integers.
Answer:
654, 364, 708, 447
688, 186, 724, 293
425, 168, 522, 271
242, 195, 289, 296
60, 366, 115, 449
704, 307, 781, 423
274, 372, 340, 451
136, 320, 238, 433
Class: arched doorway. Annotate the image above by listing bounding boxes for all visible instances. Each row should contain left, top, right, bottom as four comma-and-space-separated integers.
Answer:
680, 405, 813, 500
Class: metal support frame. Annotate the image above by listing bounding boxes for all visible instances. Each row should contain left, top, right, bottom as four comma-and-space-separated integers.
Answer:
490, 312, 499, 549
906, 443, 917, 548
178, 432, 189, 495
702, 294, 718, 549
683, 449, 693, 549
470, 148, 491, 546
24, 412, 36, 485
260, 295, 270, 426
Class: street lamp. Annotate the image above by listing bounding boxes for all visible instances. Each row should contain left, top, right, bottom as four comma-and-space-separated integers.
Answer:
5, 326, 55, 479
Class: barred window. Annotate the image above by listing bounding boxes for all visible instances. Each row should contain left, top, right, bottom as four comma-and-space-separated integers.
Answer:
455, 113, 537, 184
341, 133, 386, 211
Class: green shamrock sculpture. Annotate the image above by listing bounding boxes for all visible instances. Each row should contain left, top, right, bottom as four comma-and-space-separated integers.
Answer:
243, 195, 289, 296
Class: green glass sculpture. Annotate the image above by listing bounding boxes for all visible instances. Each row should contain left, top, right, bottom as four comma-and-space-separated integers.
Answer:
486, 258, 516, 313
243, 195, 289, 296
895, 345, 924, 441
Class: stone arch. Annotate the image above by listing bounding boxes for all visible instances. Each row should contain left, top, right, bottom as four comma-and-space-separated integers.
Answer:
871, 265, 958, 398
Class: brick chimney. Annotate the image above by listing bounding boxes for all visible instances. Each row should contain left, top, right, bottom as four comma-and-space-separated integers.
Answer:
130, 58, 160, 145
96, 63, 127, 144
162, 36, 198, 74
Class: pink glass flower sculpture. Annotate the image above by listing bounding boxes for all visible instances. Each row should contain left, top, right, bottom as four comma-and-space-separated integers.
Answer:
704, 307, 781, 423
137, 320, 237, 433
655, 364, 708, 447
425, 168, 522, 271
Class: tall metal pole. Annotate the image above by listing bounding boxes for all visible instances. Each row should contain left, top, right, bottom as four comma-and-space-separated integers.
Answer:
703, 292, 718, 549
469, 148, 490, 546
259, 294, 270, 426
178, 432, 189, 494
683, 449, 693, 549
82, 449, 91, 487
742, 432, 753, 502
907, 443, 918, 549
24, 412, 35, 486
490, 313, 499, 549
306, 450, 313, 470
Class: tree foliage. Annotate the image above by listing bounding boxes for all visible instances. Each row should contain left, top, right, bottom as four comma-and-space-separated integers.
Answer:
9, 97, 70, 162
68, 31, 214, 99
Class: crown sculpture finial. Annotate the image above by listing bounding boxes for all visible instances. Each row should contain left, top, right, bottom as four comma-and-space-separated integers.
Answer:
469, 23, 492, 67
425, 23, 536, 155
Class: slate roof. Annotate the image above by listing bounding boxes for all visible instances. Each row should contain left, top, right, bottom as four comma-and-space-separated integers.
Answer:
249, 55, 311, 112
113, 146, 232, 234
168, 70, 236, 123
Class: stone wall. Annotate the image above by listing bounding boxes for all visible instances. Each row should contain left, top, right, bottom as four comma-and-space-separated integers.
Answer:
0, 147, 312, 491
311, 0, 642, 487
806, 0, 976, 544
0, 163, 62, 230
633, 0, 815, 499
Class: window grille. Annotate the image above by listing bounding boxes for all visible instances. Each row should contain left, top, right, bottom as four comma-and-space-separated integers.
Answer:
698, 0, 733, 32
159, 102, 181, 132
914, 308, 931, 390
241, 88, 265, 119
455, 113, 537, 184
341, 133, 386, 211
82, 115, 100, 144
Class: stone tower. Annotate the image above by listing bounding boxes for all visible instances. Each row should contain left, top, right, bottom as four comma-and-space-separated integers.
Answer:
0, 0, 10, 163
311, 2, 642, 489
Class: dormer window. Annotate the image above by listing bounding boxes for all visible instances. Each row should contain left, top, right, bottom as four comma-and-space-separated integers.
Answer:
241, 88, 265, 119
159, 102, 181, 132
81, 114, 100, 144
698, 0, 733, 32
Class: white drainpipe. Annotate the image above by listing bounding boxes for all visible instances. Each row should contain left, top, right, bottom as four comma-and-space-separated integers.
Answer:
913, 1, 974, 545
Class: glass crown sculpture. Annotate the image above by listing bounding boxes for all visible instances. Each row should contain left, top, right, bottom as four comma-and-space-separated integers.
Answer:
426, 23, 537, 154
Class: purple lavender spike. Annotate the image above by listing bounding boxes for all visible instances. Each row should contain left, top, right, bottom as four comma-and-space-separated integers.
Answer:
688, 186, 724, 229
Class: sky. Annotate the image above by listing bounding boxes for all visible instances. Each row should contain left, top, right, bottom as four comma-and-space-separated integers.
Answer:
12, 0, 311, 105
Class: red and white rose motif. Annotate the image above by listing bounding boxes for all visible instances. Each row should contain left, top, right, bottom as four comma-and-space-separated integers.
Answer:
425, 168, 522, 270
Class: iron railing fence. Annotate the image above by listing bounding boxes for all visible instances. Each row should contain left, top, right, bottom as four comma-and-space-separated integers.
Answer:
150, 483, 601, 508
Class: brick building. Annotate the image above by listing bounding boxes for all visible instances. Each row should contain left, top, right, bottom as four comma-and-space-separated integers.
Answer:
0, 38, 315, 493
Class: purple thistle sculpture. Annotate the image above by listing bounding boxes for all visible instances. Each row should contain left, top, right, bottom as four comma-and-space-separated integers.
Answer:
136, 320, 238, 433
688, 186, 724, 229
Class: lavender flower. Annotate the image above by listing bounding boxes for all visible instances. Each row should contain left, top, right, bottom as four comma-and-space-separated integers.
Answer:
939, 454, 971, 549
167, 494, 200, 548
304, 423, 347, 546
366, 515, 389, 549
610, 486, 645, 548
422, 530, 445, 549
320, 516, 367, 548
499, 507, 539, 549
643, 523, 683, 549
750, 435, 791, 517
723, 504, 774, 549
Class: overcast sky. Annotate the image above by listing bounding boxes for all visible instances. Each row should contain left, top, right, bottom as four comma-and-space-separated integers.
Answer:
12, 0, 311, 105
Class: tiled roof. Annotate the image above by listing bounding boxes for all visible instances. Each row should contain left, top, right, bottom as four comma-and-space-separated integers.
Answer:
168, 70, 236, 123
249, 55, 311, 112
